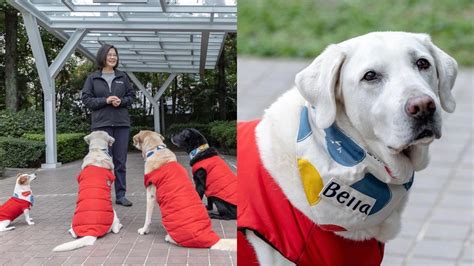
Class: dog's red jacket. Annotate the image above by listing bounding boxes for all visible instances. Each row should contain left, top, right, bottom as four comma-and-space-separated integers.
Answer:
237, 120, 384, 266
192, 156, 237, 205
144, 161, 220, 248
72, 165, 115, 237
0, 197, 31, 221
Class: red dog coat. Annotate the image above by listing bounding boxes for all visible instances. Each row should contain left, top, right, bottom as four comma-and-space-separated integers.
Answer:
192, 156, 237, 205
0, 197, 31, 222
144, 161, 220, 248
72, 165, 115, 237
237, 120, 384, 266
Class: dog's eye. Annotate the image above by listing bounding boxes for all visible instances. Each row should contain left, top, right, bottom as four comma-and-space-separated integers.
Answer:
362, 71, 378, 81
416, 58, 430, 70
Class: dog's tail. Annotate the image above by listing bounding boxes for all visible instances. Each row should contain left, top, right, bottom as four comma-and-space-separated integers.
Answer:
210, 238, 237, 252
52, 236, 97, 252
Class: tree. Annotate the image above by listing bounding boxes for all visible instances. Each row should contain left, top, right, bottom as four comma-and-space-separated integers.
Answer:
3, 3, 18, 111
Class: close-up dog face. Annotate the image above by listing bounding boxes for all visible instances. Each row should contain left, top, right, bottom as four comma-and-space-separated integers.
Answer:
296, 32, 457, 169
84, 131, 115, 148
171, 128, 207, 154
16, 173, 37, 186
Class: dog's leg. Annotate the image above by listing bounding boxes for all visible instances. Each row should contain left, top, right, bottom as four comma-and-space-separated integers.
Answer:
68, 226, 78, 239
23, 209, 34, 225
138, 185, 155, 235
213, 199, 236, 220
0, 220, 15, 231
111, 209, 123, 234
206, 196, 214, 210
165, 234, 177, 245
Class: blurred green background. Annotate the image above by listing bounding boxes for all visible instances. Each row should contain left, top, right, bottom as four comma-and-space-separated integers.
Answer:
238, 0, 474, 65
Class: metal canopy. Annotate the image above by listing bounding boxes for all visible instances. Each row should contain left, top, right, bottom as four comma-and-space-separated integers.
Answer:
6, 0, 236, 168
7, 0, 236, 74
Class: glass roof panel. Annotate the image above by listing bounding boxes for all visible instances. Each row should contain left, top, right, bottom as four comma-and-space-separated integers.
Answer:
9, 0, 235, 73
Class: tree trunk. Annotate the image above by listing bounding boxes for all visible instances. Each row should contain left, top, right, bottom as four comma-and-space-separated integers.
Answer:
5, 7, 18, 112
217, 45, 227, 120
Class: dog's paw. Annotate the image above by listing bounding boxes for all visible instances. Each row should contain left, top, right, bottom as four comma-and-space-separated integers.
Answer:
113, 223, 123, 234
27, 221, 35, 226
0, 226, 15, 232
138, 227, 149, 235
165, 234, 177, 244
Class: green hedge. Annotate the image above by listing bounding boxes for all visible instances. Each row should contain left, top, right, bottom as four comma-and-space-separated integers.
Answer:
166, 121, 236, 151
0, 149, 5, 176
23, 133, 88, 164
0, 110, 89, 137
209, 121, 236, 150
0, 137, 45, 168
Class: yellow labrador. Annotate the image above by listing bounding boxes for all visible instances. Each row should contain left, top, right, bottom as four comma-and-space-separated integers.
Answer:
133, 130, 236, 251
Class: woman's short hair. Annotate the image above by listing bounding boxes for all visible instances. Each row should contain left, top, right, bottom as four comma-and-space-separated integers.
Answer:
96, 44, 119, 69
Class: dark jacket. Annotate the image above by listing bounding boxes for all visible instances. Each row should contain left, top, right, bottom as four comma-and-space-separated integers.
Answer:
81, 70, 134, 129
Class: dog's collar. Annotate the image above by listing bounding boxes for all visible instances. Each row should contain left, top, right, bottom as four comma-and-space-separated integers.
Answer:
145, 145, 167, 160
101, 148, 112, 158
90, 148, 112, 158
189, 144, 209, 160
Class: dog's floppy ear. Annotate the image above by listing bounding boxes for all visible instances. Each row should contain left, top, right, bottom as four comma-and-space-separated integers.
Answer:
159, 134, 165, 141
424, 36, 458, 113
295, 44, 345, 129
133, 131, 144, 150
107, 135, 115, 146
17, 174, 28, 185
84, 133, 92, 144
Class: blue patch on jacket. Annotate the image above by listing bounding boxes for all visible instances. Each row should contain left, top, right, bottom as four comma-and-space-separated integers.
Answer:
351, 173, 391, 215
297, 106, 312, 142
324, 125, 365, 167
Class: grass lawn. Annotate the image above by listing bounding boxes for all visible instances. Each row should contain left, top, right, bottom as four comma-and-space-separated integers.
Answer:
238, 0, 474, 66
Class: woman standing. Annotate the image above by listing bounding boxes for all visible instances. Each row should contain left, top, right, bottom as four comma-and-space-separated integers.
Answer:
81, 44, 134, 207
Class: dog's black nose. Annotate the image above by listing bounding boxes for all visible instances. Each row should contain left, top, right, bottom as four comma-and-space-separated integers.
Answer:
405, 95, 436, 120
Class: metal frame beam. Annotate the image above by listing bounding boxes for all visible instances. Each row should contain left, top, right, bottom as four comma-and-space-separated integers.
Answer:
22, 11, 60, 168
49, 28, 87, 79
48, 21, 236, 32
154, 73, 177, 102
35, 4, 236, 13
127, 72, 176, 132
199, 32, 209, 75
121, 67, 198, 73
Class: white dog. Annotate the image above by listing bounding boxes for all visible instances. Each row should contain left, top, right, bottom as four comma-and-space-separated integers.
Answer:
53, 131, 123, 252
0, 173, 36, 231
238, 32, 457, 265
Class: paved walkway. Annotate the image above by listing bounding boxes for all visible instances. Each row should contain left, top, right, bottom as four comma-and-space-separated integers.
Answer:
238, 57, 473, 266
0, 152, 236, 266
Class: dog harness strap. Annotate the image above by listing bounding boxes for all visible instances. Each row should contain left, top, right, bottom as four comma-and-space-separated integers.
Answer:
237, 120, 384, 265
145, 144, 167, 160
189, 144, 210, 160
296, 105, 415, 231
